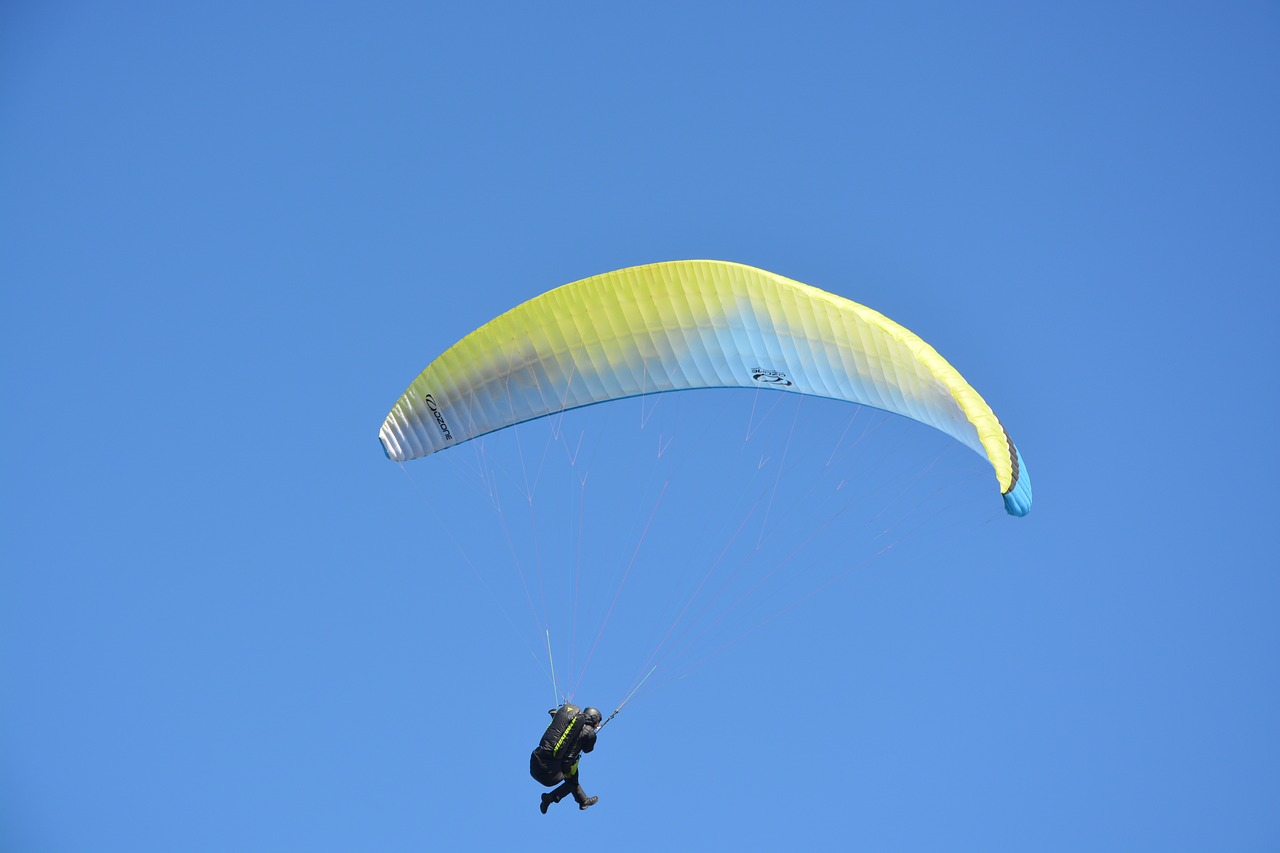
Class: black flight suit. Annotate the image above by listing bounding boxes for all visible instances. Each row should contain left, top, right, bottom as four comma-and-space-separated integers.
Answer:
530, 707, 597, 808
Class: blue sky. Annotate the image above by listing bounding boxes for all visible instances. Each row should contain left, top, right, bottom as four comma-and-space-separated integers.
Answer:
3, 2, 1278, 851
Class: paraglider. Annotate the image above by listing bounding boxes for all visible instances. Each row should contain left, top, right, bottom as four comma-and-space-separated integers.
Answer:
530, 704, 602, 813
378, 260, 1033, 808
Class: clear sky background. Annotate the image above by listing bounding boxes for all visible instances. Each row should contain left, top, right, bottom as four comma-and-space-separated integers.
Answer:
3, 2, 1278, 851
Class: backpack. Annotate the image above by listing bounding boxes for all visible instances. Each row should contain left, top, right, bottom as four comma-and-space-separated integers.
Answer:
537, 703, 582, 759
529, 703, 583, 786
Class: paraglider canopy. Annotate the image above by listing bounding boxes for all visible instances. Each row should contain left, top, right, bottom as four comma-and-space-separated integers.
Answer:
379, 260, 1031, 516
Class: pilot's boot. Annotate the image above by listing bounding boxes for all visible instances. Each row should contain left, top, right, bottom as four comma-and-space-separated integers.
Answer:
572, 787, 599, 810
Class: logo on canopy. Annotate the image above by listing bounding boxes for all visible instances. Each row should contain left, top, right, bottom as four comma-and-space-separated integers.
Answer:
751, 368, 793, 387
423, 394, 454, 440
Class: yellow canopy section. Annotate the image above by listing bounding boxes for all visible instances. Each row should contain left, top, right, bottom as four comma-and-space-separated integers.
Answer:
379, 260, 1031, 515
